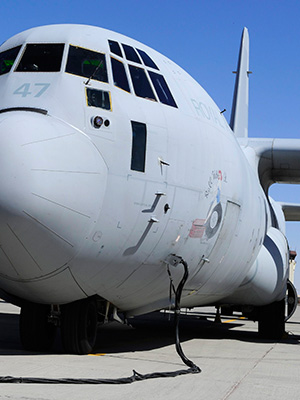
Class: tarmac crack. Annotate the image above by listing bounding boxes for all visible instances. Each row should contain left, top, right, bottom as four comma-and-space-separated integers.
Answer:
221, 345, 275, 400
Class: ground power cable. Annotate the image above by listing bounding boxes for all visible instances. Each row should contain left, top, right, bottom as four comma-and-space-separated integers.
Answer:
0, 258, 201, 384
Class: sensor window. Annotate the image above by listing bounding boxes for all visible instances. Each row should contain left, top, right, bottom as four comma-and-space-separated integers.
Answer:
86, 88, 111, 110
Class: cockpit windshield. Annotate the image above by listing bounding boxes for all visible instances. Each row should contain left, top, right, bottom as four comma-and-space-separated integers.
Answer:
16, 43, 64, 72
0, 46, 21, 75
66, 45, 108, 83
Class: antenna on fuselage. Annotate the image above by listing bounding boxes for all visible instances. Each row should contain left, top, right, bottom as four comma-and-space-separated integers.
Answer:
84, 60, 103, 85
230, 27, 251, 138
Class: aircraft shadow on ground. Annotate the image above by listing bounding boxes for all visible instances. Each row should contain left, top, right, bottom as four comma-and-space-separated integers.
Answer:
0, 311, 299, 356
96, 311, 300, 354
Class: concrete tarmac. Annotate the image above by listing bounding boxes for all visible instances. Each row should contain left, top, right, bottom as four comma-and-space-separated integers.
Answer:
0, 301, 299, 399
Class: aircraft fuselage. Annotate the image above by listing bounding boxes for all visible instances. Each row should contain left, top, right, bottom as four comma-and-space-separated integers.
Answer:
0, 26, 290, 353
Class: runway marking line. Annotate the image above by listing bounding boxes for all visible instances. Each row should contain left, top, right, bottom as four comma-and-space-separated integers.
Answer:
223, 316, 246, 323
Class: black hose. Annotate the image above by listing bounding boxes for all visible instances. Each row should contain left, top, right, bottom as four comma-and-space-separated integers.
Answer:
174, 259, 201, 372
0, 258, 201, 384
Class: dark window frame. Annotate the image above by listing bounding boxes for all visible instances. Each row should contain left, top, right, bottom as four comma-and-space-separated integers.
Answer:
122, 44, 141, 64
136, 48, 159, 70
111, 56, 131, 93
16, 43, 65, 72
0, 45, 21, 76
66, 45, 108, 83
108, 40, 123, 58
149, 71, 177, 108
129, 65, 157, 101
131, 121, 147, 172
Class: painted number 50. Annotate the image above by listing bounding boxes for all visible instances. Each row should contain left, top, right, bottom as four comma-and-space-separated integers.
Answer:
13, 83, 50, 98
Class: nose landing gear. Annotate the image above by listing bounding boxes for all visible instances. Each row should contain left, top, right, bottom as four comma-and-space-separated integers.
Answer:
61, 297, 98, 354
19, 296, 103, 354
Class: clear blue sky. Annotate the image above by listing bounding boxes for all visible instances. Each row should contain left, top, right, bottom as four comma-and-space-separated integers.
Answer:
1, 0, 300, 292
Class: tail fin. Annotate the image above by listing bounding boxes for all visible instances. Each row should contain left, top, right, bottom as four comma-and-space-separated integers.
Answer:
230, 27, 250, 138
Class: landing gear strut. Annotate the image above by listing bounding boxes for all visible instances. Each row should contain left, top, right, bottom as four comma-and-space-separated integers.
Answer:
19, 303, 56, 351
258, 299, 285, 340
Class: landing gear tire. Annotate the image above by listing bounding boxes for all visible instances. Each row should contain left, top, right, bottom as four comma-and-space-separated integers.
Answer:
285, 279, 298, 322
19, 303, 56, 351
61, 297, 98, 354
258, 299, 285, 340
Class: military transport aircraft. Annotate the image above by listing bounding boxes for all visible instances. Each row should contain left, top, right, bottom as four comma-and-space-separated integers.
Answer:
0, 25, 297, 354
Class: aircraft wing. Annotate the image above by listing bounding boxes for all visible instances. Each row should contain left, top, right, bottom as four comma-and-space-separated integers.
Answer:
279, 202, 300, 221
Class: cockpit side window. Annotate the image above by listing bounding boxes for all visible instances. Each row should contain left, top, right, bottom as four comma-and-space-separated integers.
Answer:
66, 45, 108, 83
0, 46, 21, 75
148, 71, 177, 108
111, 57, 130, 92
136, 49, 159, 70
16, 44, 64, 72
122, 44, 141, 64
109, 40, 123, 57
129, 65, 156, 101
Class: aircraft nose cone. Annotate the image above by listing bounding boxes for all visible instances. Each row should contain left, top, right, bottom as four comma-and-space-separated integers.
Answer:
0, 111, 107, 281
